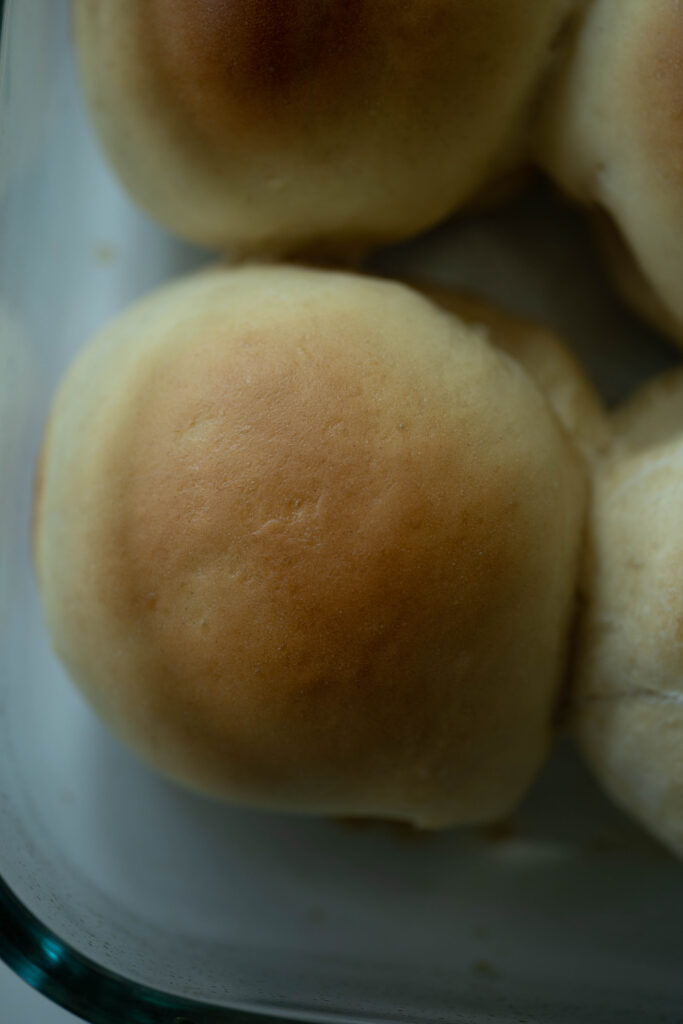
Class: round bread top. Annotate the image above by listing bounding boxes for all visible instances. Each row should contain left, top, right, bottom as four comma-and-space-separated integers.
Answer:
36, 266, 585, 825
74, 0, 573, 252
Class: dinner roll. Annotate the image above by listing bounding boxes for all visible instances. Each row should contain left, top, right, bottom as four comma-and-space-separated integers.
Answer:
413, 284, 610, 460
538, 0, 683, 348
573, 369, 683, 857
35, 265, 586, 827
74, 0, 574, 255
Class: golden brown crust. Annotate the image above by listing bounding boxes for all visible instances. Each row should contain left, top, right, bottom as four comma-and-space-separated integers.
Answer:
146, 1, 377, 132
98, 333, 524, 790
137, 0, 542, 139
74, 0, 574, 252
35, 266, 586, 825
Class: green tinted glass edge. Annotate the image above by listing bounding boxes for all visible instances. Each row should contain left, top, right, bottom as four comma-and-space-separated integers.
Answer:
0, 874, 304, 1024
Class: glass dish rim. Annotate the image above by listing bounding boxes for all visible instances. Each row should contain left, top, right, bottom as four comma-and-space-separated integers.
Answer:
0, 876, 304, 1024
0, 0, 287, 1019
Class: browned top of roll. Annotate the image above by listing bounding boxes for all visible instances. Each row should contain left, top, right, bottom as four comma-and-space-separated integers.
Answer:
35, 266, 586, 825
75, 0, 574, 251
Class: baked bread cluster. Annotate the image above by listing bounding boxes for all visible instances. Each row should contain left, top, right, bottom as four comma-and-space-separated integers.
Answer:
32, 2, 683, 848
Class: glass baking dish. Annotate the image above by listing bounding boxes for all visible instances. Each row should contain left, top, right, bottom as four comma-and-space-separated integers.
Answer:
2, 1, 683, 1021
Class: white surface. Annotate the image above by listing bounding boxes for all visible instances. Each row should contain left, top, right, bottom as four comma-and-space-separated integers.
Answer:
0, 961, 79, 1024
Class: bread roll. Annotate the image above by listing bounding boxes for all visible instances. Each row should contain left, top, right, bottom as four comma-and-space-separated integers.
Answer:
35, 265, 586, 826
538, 0, 683, 348
74, 0, 574, 255
413, 284, 610, 460
573, 369, 683, 857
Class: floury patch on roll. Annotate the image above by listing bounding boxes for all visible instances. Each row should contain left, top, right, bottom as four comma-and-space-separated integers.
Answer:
573, 368, 683, 858
538, 0, 683, 349
74, 0, 575, 255
34, 266, 587, 827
